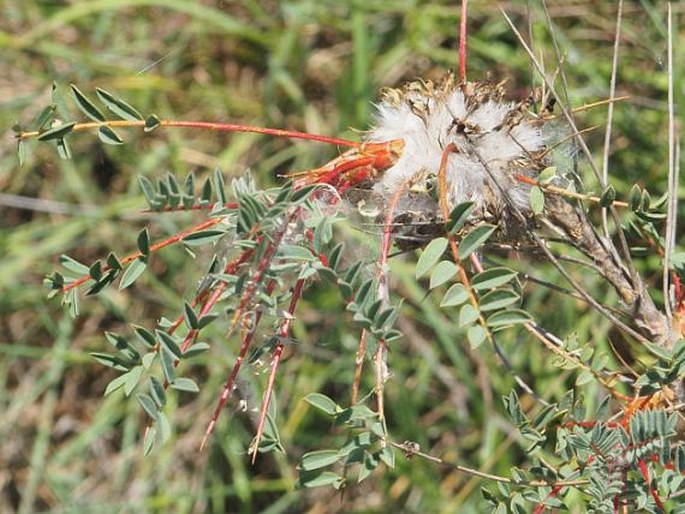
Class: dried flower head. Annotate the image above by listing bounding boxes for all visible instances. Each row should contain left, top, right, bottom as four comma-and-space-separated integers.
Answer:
366, 74, 549, 230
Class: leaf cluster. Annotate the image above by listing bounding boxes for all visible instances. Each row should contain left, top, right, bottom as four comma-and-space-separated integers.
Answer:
298, 393, 394, 489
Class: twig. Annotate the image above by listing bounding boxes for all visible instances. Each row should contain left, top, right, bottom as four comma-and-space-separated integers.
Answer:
601, 0, 624, 241
63, 216, 225, 292
351, 330, 367, 405
17, 119, 359, 148
200, 279, 276, 451
513, 173, 629, 208
251, 278, 304, 463
501, 8, 640, 298
466, 132, 655, 345
663, 3, 678, 321
387, 439, 589, 488
458, 0, 468, 82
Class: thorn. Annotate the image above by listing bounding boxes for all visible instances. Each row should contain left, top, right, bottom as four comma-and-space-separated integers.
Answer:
199, 424, 213, 451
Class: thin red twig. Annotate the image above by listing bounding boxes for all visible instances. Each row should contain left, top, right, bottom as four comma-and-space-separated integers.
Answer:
251, 278, 305, 463
459, 0, 468, 82
533, 484, 562, 514
366, 179, 413, 416
637, 458, 665, 513
63, 216, 225, 292
226, 213, 297, 338
201, 279, 277, 450
161, 120, 359, 148
19, 119, 359, 148
142, 246, 260, 439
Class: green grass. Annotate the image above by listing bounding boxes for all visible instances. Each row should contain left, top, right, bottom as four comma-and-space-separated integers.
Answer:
1, 1, 682, 512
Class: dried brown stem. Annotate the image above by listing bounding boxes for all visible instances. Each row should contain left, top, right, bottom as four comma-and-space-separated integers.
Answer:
544, 195, 669, 347
387, 439, 589, 489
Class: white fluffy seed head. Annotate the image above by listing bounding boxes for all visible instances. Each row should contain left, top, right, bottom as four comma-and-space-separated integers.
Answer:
365, 74, 549, 218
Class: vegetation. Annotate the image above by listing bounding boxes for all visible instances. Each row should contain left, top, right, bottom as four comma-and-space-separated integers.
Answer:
1, 1, 683, 512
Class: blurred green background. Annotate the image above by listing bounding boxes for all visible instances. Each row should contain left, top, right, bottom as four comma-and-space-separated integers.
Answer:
0, 1, 681, 512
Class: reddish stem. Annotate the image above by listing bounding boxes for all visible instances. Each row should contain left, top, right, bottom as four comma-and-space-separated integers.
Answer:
533, 484, 562, 514
226, 211, 298, 337
20, 119, 360, 148
201, 279, 277, 450
251, 278, 305, 463
512, 173, 537, 186
63, 216, 225, 292
637, 458, 665, 512
142, 245, 260, 439
459, 0, 468, 82
362, 178, 410, 413
159, 120, 358, 148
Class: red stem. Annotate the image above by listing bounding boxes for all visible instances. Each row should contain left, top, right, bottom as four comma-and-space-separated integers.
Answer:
178, 244, 259, 351
533, 484, 562, 514
251, 278, 305, 463
201, 279, 277, 450
160, 120, 358, 148
63, 216, 225, 292
459, 0, 468, 82
227, 212, 298, 337
637, 458, 665, 512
